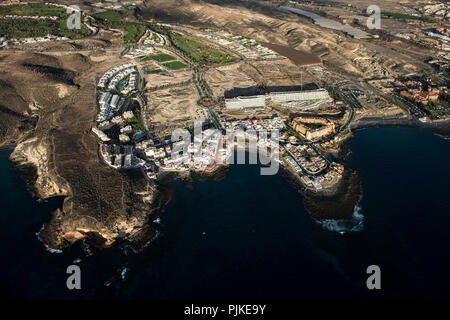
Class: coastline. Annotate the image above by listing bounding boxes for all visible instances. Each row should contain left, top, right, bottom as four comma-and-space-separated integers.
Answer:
280, 161, 361, 221
277, 115, 448, 223
351, 116, 450, 130
6, 114, 448, 250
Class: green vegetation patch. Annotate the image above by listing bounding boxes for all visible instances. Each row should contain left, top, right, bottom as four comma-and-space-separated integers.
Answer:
93, 10, 146, 44
380, 11, 429, 21
144, 68, 163, 74
170, 32, 237, 65
363, 35, 379, 42
423, 99, 450, 119
362, 10, 430, 22
122, 23, 146, 44
92, 11, 122, 23
162, 60, 188, 70
151, 53, 175, 62
0, 4, 66, 17
0, 4, 90, 39
126, 114, 145, 138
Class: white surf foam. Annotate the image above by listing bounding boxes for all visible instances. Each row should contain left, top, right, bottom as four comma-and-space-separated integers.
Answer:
435, 133, 450, 141
120, 267, 129, 280
317, 196, 364, 234
35, 224, 63, 254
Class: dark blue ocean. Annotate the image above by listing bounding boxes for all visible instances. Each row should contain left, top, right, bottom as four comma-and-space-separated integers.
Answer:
0, 126, 449, 300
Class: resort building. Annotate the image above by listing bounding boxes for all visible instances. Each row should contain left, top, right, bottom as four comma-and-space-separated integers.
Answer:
225, 89, 332, 111
225, 95, 266, 111
292, 117, 336, 141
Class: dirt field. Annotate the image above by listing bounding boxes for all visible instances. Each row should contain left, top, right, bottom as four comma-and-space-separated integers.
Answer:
204, 62, 257, 98
143, 69, 193, 90
143, 83, 200, 137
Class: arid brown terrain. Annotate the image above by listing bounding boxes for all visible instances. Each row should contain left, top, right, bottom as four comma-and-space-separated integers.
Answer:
0, 48, 163, 250
140, 0, 436, 79
0, 0, 447, 251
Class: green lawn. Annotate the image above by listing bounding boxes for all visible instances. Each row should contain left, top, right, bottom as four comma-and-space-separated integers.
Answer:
126, 114, 145, 137
162, 61, 188, 70
151, 54, 175, 62
170, 32, 237, 65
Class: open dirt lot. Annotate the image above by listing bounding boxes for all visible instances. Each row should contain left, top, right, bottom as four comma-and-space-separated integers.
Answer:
143, 83, 200, 137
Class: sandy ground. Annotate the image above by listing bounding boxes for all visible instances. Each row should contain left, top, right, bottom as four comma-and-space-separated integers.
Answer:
143, 83, 201, 137
205, 62, 257, 98
143, 69, 193, 89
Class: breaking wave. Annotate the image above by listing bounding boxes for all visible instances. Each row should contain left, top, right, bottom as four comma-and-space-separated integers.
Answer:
120, 267, 129, 280
36, 224, 63, 254
104, 266, 130, 287
73, 257, 82, 264
435, 133, 450, 141
317, 197, 364, 234
141, 229, 161, 251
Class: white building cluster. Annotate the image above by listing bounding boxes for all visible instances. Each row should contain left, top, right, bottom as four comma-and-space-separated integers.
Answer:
107, 66, 138, 92
123, 46, 154, 60
93, 62, 142, 146
195, 30, 280, 60
97, 63, 135, 90
99, 144, 144, 170
281, 141, 344, 190
121, 72, 139, 95
0, 14, 58, 20
225, 89, 332, 111
92, 127, 111, 142
220, 117, 285, 131
96, 92, 121, 122
225, 95, 266, 111
132, 118, 284, 180
142, 30, 167, 46
2, 34, 69, 47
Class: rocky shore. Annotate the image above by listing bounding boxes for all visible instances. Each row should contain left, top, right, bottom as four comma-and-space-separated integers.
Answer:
280, 163, 361, 221
1, 45, 448, 252
9, 137, 69, 199
192, 164, 230, 182
39, 170, 168, 252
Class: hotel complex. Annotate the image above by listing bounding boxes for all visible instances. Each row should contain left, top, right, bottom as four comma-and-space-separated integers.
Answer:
225, 89, 333, 111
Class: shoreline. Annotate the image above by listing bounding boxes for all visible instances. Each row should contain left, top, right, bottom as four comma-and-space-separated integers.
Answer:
351, 116, 450, 130
280, 161, 361, 221
278, 115, 449, 223
3, 113, 449, 250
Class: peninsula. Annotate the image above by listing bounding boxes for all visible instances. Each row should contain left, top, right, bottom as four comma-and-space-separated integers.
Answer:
0, 0, 448, 251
